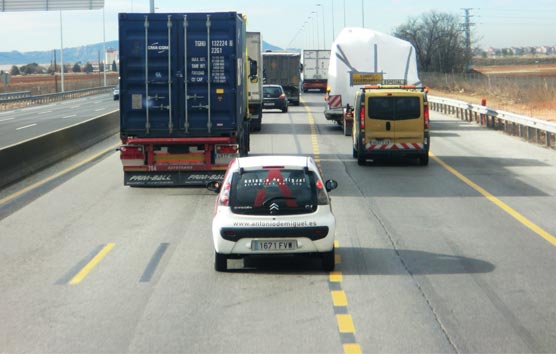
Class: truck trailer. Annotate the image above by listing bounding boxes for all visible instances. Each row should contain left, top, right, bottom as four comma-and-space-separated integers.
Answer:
302, 49, 330, 92
247, 32, 263, 131
263, 51, 301, 106
118, 12, 253, 186
325, 28, 420, 136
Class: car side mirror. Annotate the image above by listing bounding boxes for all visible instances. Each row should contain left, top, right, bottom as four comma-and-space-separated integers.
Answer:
207, 181, 221, 193
325, 179, 338, 192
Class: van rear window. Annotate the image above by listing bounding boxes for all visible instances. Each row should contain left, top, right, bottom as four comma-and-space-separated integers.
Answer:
368, 97, 421, 120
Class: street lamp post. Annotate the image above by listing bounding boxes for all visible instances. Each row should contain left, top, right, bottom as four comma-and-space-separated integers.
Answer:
312, 11, 319, 49
331, 0, 335, 42
102, 6, 106, 87
361, 0, 365, 27
317, 4, 325, 49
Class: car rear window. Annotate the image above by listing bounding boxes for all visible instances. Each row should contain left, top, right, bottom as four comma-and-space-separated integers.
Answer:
368, 96, 421, 120
263, 86, 283, 98
229, 168, 318, 215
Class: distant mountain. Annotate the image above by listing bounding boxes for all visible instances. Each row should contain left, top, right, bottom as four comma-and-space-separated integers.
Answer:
0, 41, 119, 65
1, 39, 282, 66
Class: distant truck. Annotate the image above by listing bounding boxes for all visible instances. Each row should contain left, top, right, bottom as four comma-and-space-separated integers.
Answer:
302, 49, 330, 92
118, 12, 254, 186
325, 28, 420, 136
263, 51, 301, 106
247, 32, 263, 131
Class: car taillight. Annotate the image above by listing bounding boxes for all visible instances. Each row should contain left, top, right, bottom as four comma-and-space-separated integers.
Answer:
218, 182, 231, 206
359, 105, 365, 130
279, 93, 286, 99
316, 180, 329, 205
424, 104, 430, 129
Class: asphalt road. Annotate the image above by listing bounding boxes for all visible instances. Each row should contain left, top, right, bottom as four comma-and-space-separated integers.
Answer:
1, 92, 556, 353
0, 92, 118, 149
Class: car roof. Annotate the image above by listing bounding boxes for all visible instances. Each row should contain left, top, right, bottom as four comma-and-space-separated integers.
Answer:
263, 84, 283, 88
234, 155, 315, 171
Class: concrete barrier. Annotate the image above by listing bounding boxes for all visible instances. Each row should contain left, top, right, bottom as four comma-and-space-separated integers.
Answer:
0, 110, 119, 189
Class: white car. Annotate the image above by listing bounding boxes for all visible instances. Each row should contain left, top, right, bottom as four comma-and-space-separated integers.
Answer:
208, 155, 338, 272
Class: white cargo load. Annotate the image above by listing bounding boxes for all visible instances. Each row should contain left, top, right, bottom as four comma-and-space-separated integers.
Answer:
326, 28, 420, 121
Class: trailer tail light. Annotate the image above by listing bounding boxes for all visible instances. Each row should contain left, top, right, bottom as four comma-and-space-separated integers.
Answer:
120, 145, 144, 160
216, 144, 238, 154
424, 104, 430, 129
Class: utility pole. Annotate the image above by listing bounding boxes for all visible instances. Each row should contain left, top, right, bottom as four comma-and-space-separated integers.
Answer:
462, 8, 475, 71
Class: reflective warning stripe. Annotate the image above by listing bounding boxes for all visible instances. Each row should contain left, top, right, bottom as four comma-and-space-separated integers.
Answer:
328, 95, 342, 108
366, 143, 424, 150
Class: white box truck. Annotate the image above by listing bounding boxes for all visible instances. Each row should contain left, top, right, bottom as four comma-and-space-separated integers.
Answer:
302, 49, 330, 92
325, 28, 421, 135
247, 32, 263, 131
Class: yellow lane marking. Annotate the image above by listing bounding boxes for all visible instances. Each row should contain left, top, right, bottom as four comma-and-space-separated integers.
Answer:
329, 271, 343, 282
69, 243, 115, 284
343, 344, 362, 354
430, 152, 556, 246
334, 240, 339, 248
335, 254, 342, 264
331, 290, 348, 307
336, 314, 356, 333
0, 143, 119, 206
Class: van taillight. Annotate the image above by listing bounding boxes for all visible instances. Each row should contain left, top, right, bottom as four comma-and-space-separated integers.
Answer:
359, 105, 365, 130
424, 104, 430, 129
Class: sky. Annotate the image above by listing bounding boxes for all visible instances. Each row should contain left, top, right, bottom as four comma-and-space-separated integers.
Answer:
0, 0, 555, 53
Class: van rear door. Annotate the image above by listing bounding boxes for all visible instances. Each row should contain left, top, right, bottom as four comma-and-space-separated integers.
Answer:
365, 94, 396, 145
393, 94, 424, 144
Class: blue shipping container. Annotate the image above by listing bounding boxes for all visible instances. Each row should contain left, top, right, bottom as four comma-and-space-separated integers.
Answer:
119, 12, 247, 138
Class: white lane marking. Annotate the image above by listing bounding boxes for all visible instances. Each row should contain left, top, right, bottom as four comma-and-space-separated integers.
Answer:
0, 117, 15, 122
94, 108, 105, 112
20, 106, 43, 112
39, 110, 53, 115
71, 106, 80, 109
16, 123, 37, 130
62, 114, 77, 119
0, 111, 14, 115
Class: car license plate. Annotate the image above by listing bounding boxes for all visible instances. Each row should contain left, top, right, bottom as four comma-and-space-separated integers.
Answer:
263, 102, 274, 106
251, 240, 297, 251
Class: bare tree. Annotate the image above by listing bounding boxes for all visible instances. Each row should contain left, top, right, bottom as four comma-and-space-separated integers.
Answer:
393, 11, 467, 73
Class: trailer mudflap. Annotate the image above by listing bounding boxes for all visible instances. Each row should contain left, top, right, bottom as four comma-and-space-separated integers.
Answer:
124, 170, 226, 186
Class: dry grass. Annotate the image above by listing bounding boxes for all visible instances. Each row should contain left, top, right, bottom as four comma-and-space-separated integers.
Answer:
0, 72, 119, 95
423, 65, 556, 122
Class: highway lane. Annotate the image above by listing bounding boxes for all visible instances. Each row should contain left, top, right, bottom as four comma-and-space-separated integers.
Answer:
0, 92, 118, 149
1, 93, 556, 353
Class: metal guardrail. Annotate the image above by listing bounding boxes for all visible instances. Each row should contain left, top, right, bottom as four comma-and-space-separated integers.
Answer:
0, 86, 114, 110
0, 91, 32, 100
428, 95, 556, 148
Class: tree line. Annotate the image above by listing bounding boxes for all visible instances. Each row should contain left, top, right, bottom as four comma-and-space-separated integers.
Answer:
393, 11, 473, 73
9, 61, 118, 75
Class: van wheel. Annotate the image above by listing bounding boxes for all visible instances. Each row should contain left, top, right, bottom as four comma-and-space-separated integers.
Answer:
215, 252, 228, 272
352, 147, 357, 158
282, 106, 288, 113
419, 153, 429, 166
321, 248, 335, 272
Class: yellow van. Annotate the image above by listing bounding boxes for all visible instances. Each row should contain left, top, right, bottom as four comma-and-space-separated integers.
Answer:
352, 85, 430, 165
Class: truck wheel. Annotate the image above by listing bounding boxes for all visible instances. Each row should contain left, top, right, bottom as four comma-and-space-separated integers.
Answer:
215, 252, 228, 272
321, 248, 335, 272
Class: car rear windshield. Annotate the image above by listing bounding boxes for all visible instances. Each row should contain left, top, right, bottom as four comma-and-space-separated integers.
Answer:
229, 168, 318, 215
368, 96, 421, 120
263, 86, 283, 98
